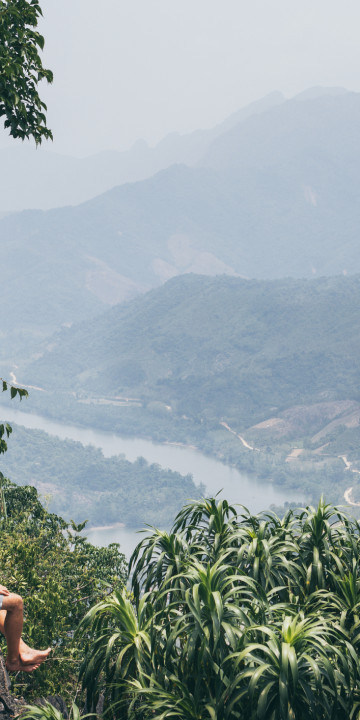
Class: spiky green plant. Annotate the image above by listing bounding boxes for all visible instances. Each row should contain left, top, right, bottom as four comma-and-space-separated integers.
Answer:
79, 497, 360, 719
21, 701, 92, 720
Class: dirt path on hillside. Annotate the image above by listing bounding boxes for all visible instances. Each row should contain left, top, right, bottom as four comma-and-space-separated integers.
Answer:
220, 426, 360, 507
286, 448, 304, 462
9, 371, 45, 393
344, 486, 360, 506
340, 455, 352, 470
220, 421, 259, 451
340, 455, 360, 505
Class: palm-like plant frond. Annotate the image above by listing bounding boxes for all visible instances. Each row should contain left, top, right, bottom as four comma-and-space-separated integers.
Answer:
130, 528, 195, 602
79, 497, 360, 719
21, 702, 92, 720
78, 588, 153, 710
228, 613, 355, 720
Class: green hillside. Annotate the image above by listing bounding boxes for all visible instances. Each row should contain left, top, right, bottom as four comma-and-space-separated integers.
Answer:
26, 273, 360, 421
15, 273, 360, 508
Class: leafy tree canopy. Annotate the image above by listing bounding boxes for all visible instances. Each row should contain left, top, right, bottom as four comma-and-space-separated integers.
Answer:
0, 474, 127, 701
0, 0, 53, 143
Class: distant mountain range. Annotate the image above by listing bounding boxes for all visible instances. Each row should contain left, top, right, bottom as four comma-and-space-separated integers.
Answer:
1, 86, 360, 359
0, 91, 285, 212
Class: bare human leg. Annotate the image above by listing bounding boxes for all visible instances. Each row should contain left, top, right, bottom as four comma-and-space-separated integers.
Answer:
0, 597, 50, 672
0, 609, 47, 663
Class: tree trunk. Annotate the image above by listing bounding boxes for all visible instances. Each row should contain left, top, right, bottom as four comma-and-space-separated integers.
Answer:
0, 650, 25, 717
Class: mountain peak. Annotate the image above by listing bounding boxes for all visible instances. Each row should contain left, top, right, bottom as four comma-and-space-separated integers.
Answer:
293, 86, 349, 102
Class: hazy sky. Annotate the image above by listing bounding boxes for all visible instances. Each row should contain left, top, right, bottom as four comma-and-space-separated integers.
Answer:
2, 0, 360, 156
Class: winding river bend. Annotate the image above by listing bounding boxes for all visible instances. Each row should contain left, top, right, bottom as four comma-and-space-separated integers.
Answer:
1, 408, 301, 556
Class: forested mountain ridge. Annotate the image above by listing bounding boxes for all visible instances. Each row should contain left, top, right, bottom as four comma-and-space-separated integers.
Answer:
26, 273, 360, 417
2, 90, 360, 358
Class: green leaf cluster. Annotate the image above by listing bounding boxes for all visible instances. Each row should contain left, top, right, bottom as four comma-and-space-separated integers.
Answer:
0, 378, 28, 454
80, 497, 360, 719
22, 700, 91, 720
2, 379, 28, 399
0, 0, 53, 142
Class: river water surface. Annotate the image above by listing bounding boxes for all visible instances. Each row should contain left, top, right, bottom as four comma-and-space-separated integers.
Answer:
1, 408, 301, 557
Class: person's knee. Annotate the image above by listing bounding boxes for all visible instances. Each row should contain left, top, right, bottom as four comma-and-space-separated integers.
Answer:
2, 593, 23, 612
11, 594, 23, 610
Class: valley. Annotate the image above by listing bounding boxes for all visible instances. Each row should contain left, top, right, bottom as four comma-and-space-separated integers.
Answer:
0, 409, 302, 535
2, 88, 360, 541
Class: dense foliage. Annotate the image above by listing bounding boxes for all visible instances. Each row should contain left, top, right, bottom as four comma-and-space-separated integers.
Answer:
80, 497, 360, 719
0, 474, 127, 700
0, 0, 53, 142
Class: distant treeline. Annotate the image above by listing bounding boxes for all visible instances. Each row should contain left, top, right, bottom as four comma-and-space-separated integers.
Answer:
0, 425, 202, 528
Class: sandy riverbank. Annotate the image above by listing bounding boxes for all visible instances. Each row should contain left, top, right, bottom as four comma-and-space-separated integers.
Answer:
87, 521, 126, 531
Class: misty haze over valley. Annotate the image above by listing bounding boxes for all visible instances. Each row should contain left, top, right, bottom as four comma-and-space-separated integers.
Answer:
1, 81, 360, 541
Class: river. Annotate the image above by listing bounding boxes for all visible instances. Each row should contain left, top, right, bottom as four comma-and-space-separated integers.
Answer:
0, 407, 301, 557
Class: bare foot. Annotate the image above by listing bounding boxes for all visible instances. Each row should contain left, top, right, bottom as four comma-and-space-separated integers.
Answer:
20, 647, 51, 665
6, 658, 40, 673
